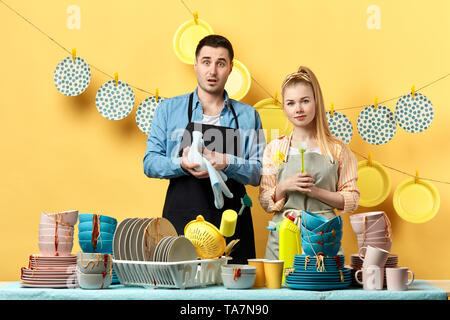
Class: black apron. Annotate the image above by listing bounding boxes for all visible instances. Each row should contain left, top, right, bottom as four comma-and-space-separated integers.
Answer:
162, 93, 256, 264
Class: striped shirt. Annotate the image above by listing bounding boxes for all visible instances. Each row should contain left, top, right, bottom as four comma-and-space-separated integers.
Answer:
259, 134, 360, 214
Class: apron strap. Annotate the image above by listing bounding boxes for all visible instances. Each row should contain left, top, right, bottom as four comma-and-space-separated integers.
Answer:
188, 92, 239, 129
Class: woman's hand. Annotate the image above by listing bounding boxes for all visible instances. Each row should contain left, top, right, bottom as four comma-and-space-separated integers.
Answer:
275, 172, 315, 201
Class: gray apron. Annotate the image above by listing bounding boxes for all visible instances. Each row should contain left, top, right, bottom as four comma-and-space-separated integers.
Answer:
265, 139, 343, 260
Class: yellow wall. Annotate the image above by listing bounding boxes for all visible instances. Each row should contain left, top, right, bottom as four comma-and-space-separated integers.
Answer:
1, 0, 449, 281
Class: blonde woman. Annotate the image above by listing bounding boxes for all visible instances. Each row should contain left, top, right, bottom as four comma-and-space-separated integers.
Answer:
259, 66, 360, 260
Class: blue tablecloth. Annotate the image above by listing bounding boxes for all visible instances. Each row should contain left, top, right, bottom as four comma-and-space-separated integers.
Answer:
0, 280, 446, 300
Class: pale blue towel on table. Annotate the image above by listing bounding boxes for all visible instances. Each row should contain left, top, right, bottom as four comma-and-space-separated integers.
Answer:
0, 280, 446, 300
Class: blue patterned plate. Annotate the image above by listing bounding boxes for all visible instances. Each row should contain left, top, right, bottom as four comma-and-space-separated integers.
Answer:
54, 56, 91, 96
357, 105, 396, 145
326, 111, 353, 144
395, 93, 434, 133
135, 95, 164, 134
95, 80, 135, 120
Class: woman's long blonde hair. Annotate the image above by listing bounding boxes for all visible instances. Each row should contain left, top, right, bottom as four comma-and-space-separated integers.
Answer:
281, 66, 345, 160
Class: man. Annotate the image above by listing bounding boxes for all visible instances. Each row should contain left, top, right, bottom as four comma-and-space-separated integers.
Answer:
143, 35, 265, 263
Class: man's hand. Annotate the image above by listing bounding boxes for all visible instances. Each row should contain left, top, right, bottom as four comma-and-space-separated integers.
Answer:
180, 147, 209, 179
201, 148, 229, 171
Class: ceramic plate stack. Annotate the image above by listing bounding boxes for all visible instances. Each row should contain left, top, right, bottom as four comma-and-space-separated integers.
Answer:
20, 254, 77, 288
350, 253, 399, 286
285, 254, 352, 290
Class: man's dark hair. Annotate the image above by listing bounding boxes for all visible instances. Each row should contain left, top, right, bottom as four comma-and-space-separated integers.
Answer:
195, 34, 234, 62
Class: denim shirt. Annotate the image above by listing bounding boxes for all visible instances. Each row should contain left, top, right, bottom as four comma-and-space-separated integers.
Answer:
143, 88, 265, 186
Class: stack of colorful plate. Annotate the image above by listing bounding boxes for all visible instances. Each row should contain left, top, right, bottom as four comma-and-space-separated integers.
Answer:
350, 253, 399, 286
20, 254, 78, 288
285, 254, 352, 290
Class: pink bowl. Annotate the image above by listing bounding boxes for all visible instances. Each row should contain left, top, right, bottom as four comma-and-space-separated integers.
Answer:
350, 211, 386, 222
39, 227, 74, 237
38, 241, 73, 256
39, 223, 74, 231
357, 234, 391, 242
362, 230, 391, 238
358, 240, 392, 253
350, 216, 391, 234
39, 235, 74, 243
40, 210, 78, 227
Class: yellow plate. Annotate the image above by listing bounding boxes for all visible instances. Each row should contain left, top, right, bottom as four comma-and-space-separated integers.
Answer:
254, 98, 292, 142
173, 18, 214, 64
225, 59, 251, 101
357, 159, 391, 207
393, 178, 440, 223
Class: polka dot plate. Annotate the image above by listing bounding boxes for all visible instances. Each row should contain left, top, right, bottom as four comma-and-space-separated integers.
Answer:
326, 111, 353, 144
95, 80, 135, 120
53, 56, 91, 96
357, 105, 396, 145
395, 92, 434, 133
135, 95, 165, 134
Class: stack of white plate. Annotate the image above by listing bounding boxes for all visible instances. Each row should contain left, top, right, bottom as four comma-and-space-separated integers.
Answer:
152, 236, 197, 262
20, 254, 77, 288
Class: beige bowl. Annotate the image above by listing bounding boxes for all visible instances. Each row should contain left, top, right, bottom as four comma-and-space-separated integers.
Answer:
39, 227, 74, 237
38, 241, 73, 256
40, 210, 78, 226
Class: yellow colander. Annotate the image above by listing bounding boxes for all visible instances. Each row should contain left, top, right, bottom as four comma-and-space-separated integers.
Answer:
184, 215, 226, 259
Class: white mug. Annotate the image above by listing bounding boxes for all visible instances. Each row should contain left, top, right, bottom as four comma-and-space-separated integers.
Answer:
386, 267, 414, 291
355, 265, 384, 290
358, 245, 390, 268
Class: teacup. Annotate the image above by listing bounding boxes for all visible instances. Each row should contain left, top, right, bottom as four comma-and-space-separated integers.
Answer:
358, 245, 390, 268
386, 267, 414, 291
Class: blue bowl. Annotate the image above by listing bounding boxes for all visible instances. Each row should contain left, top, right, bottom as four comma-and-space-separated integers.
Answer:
79, 239, 113, 253
302, 241, 341, 257
78, 214, 117, 226
301, 229, 343, 243
301, 223, 342, 238
301, 213, 343, 234
78, 231, 114, 241
78, 221, 117, 234
301, 210, 328, 230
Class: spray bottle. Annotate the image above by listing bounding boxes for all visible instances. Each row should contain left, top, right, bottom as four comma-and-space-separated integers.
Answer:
279, 212, 301, 283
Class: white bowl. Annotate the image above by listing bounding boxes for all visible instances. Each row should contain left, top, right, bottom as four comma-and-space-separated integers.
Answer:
40, 210, 78, 226
222, 272, 256, 289
77, 252, 112, 274
39, 235, 73, 243
221, 264, 256, 274
351, 216, 391, 234
39, 227, 74, 237
77, 270, 112, 289
38, 241, 73, 256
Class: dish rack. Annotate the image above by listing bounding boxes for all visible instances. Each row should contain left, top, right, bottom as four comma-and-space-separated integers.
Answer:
112, 257, 229, 289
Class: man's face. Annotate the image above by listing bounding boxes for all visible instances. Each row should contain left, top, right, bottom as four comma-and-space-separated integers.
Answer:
194, 45, 233, 95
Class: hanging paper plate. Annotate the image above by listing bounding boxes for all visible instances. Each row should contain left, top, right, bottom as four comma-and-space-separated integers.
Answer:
357, 105, 396, 145
135, 95, 165, 134
395, 93, 434, 133
53, 56, 91, 96
393, 177, 440, 223
357, 159, 391, 207
173, 18, 214, 64
95, 80, 135, 120
254, 98, 292, 142
326, 111, 353, 144
225, 59, 251, 101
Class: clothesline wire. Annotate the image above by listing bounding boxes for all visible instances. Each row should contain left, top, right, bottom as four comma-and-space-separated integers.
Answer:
1, 0, 448, 185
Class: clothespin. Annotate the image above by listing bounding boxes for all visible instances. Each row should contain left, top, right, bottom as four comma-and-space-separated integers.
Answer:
415, 170, 419, 183
72, 48, 76, 62
368, 152, 372, 166
374, 97, 378, 111
330, 103, 334, 117
114, 72, 118, 86
193, 11, 199, 24
411, 85, 415, 99
155, 88, 159, 102
274, 91, 279, 105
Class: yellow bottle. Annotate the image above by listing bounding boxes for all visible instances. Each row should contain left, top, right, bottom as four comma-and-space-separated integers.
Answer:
279, 212, 301, 283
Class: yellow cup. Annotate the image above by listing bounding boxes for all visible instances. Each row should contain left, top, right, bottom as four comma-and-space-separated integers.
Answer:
263, 260, 284, 289
247, 259, 266, 288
